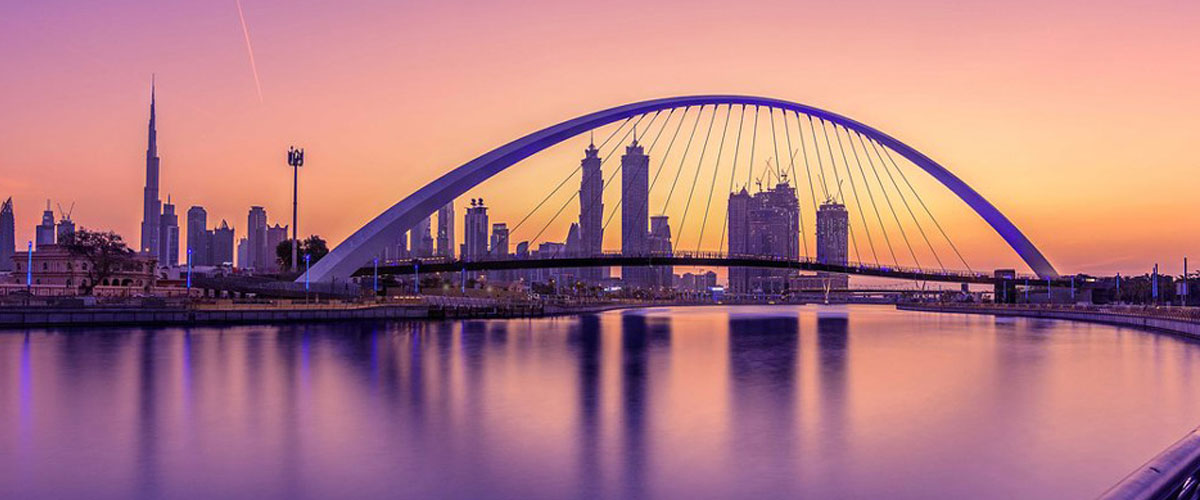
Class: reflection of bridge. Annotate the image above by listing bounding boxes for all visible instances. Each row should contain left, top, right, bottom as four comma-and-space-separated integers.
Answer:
356, 251, 1067, 286
308, 94, 1061, 285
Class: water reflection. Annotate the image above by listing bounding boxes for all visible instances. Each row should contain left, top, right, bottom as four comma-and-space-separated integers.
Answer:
2, 306, 1200, 499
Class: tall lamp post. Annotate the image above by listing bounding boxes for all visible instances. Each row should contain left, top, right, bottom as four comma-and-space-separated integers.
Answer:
287, 146, 305, 273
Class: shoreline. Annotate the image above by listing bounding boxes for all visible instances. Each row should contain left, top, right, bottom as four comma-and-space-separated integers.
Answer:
897, 303, 1200, 341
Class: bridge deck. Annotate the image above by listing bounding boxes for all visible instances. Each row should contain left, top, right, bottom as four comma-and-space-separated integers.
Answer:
354, 252, 1055, 286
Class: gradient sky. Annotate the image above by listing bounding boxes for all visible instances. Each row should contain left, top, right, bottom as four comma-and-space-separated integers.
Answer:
2, 0, 1197, 275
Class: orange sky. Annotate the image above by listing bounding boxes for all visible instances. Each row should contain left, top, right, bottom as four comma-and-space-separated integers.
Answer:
1, 0, 1197, 275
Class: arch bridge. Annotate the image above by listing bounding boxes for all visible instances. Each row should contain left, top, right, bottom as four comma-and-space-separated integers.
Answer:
305, 95, 1058, 285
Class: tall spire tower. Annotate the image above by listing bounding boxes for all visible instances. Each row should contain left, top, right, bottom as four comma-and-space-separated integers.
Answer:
139, 76, 163, 260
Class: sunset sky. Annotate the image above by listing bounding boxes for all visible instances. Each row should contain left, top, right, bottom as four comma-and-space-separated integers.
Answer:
2, 0, 1197, 275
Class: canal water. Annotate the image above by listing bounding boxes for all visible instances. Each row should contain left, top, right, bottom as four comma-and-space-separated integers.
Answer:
2, 305, 1199, 499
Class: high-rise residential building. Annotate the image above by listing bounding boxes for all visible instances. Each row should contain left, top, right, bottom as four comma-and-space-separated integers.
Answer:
578, 140, 605, 281
266, 223, 289, 272
726, 188, 752, 292
815, 200, 850, 289
726, 180, 799, 294
0, 197, 14, 271
55, 210, 74, 243
816, 201, 849, 266
648, 215, 673, 288
463, 199, 489, 261
140, 80, 162, 257
211, 220, 235, 266
236, 237, 249, 269
410, 216, 433, 257
620, 136, 650, 287
159, 197, 180, 267
247, 206, 268, 270
490, 223, 510, 258
437, 202, 455, 259
36, 201, 56, 249
488, 223, 510, 283
186, 206, 210, 266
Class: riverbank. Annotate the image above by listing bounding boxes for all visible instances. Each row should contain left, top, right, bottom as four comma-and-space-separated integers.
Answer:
0, 299, 691, 329
898, 303, 1200, 340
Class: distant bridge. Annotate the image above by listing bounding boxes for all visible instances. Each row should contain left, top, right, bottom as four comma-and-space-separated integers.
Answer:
355, 251, 1070, 286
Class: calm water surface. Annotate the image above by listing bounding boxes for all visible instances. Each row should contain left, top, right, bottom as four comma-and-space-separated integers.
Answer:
2, 305, 1200, 499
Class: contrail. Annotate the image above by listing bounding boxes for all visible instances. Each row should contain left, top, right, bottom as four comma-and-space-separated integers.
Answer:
235, 0, 264, 103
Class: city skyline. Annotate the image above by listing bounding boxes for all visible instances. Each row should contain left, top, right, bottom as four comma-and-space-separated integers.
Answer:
2, 1, 1198, 276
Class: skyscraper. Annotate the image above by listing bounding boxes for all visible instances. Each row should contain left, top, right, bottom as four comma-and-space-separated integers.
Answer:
159, 197, 179, 267
410, 216, 433, 257
266, 223, 288, 272
463, 199, 489, 261
237, 237, 249, 269
489, 222, 510, 283
247, 206, 268, 270
726, 180, 799, 294
187, 206, 210, 266
648, 215, 673, 288
36, 201, 55, 249
0, 198, 14, 271
211, 220, 235, 266
578, 140, 605, 281
437, 202, 455, 259
620, 135, 650, 287
140, 79, 162, 257
55, 209, 74, 243
816, 200, 850, 289
726, 188, 752, 292
816, 201, 849, 266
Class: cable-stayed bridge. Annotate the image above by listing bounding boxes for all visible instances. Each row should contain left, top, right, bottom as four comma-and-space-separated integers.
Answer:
302, 95, 1059, 288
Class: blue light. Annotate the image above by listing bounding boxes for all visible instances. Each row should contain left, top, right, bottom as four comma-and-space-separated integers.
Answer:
304, 254, 311, 292
26, 241, 32, 288
186, 248, 193, 290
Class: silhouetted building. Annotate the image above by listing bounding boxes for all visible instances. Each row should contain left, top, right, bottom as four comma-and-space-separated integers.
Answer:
489, 222, 510, 283
620, 136, 650, 287
0, 197, 13, 271
578, 140, 606, 282
815, 200, 850, 289
158, 197, 179, 267
140, 81, 162, 258
649, 215, 673, 288
246, 206, 268, 270
210, 220, 235, 266
186, 206, 210, 266
266, 223, 288, 272
237, 237, 249, 269
726, 180, 799, 294
410, 216, 433, 257
463, 199, 489, 261
55, 211, 74, 243
36, 201, 56, 250
437, 202, 455, 259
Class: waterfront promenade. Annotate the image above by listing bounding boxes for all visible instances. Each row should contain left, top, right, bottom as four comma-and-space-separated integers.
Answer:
898, 303, 1200, 340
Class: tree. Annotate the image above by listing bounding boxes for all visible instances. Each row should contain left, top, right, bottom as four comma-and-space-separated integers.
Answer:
60, 228, 135, 295
276, 235, 330, 270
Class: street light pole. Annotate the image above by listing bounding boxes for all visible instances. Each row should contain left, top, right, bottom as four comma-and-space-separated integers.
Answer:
187, 248, 193, 291
304, 253, 311, 303
287, 146, 305, 273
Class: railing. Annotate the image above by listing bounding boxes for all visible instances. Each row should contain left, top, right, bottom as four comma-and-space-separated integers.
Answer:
918, 302, 1200, 323
1100, 425, 1200, 500
369, 250, 1019, 283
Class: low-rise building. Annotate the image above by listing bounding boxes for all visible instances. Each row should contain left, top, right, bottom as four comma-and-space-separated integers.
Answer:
8, 244, 157, 294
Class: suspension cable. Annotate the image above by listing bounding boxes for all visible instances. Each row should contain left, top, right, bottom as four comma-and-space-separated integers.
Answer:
855, 130, 919, 267
878, 145, 972, 272
781, 110, 810, 259
695, 105, 733, 253
806, 116, 832, 200
603, 106, 691, 234
659, 105, 707, 215
867, 137, 944, 271
836, 124, 880, 266
526, 113, 651, 245
717, 105, 747, 253
675, 106, 721, 247
823, 119, 864, 264
510, 116, 633, 235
